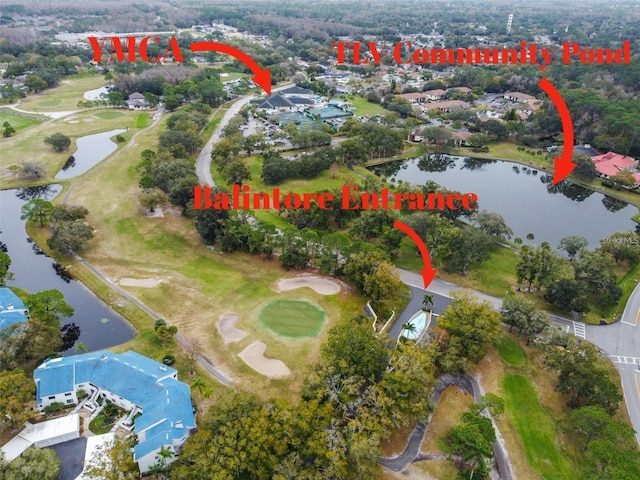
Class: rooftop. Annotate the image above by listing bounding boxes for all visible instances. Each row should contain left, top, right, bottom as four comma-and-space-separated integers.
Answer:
0, 287, 29, 331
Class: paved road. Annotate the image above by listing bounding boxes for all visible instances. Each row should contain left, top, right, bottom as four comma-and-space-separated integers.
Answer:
395, 267, 640, 445
195, 83, 292, 187
381, 373, 513, 479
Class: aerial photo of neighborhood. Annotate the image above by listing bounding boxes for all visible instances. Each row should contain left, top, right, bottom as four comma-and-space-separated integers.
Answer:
1, 0, 640, 478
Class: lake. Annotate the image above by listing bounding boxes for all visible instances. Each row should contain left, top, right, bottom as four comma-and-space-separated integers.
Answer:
0, 185, 135, 352
55, 128, 126, 180
369, 155, 637, 248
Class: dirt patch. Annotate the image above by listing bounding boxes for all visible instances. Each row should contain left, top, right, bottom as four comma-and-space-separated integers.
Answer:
275, 274, 341, 295
238, 341, 291, 378
68, 120, 79, 124
145, 207, 164, 218
119, 277, 161, 288
217, 313, 247, 343
82, 117, 96, 122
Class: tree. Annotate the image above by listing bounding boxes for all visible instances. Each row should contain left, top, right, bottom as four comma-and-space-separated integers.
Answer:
545, 277, 590, 313
573, 250, 622, 306
139, 188, 168, 213
439, 407, 497, 479
0, 369, 34, 429
565, 406, 616, 451
0, 251, 12, 286
24, 74, 48, 93
106, 90, 125, 107
18, 161, 46, 180
47, 220, 94, 254
573, 153, 598, 180
25, 289, 74, 324
44, 133, 71, 152
545, 341, 622, 415
193, 204, 229, 245
558, 235, 589, 260
3, 447, 60, 480
600, 231, 640, 265
20, 199, 54, 227
83, 436, 139, 480
422, 293, 434, 311
60, 323, 81, 351
220, 159, 251, 185
472, 209, 513, 240
51, 204, 89, 222
611, 169, 636, 188
362, 261, 405, 302
441, 226, 495, 275
467, 132, 488, 148
437, 291, 501, 371
3, 121, 16, 138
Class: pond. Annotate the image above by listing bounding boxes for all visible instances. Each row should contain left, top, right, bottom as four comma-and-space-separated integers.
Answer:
369, 155, 637, 248
0, 185, 135, 352
55, 128, 126, 180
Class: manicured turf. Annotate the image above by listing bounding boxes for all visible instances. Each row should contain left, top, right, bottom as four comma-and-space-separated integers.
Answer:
135, 113, 151, 128
259, 299, 326, 338
342, 94, 393, 116
0, 109, 45, 132
502, 374, 577, 480
94, 110, 126, 119
495, 335, 526, 366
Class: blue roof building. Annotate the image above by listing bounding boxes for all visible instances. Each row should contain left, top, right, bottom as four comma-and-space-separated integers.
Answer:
0, 287, 29, 331
33, 351, 196, 473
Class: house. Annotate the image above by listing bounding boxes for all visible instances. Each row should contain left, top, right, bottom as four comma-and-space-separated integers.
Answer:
504, 91, 536, 102
425, 100, 470, 113
33, 350, 196, 473
447, 86, 472, 94
277, 85, 315, 98
396, 92, 426, 103
423, 89, 446, 100
592, 151, 639, 183
0, 287, 29, 331
451, 130, 473, 147
126, 92, 150, 109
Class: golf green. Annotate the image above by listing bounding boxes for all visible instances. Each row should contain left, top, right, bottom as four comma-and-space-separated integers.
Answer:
259, 299, 326, 338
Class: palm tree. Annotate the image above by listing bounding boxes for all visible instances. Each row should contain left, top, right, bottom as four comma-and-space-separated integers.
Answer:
157, 445, 173, 469
401, 322, 417, 334
422, 293, 434, 312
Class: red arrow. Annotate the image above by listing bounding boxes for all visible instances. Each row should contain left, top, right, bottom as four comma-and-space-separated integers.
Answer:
190, 41, 271, 95
538, 78, 575, 185
393, 220, 437, 289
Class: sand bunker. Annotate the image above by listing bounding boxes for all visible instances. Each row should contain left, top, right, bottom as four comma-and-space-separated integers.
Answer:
217, 313, 247, 343
275, 275, 341, 295
119, 277, 160, 288
238, 341, 291, 378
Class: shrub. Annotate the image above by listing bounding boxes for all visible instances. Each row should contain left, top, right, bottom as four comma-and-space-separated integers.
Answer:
44, 402, 66, 413
162, 355, 175, 366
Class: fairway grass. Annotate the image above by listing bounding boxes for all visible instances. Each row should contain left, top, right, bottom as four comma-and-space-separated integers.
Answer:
0, 109, 46, 132
502, 374, 576, 480
62, 112, 366, 398
495, 335, 527, 366
17, 74, 106, 112
259, 299, 326, 338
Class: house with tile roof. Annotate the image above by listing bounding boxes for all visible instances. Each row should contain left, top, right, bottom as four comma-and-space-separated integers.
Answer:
592, 151, 640, 184
0, 287, 29, 331
33, 350, 196, 473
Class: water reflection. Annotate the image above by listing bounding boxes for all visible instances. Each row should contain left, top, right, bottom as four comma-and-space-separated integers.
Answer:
15, 184, 58, 201
1, 185, 135, 352
61, 155, 76, 171
368, 155, 636, 248
602, 195, 628, 213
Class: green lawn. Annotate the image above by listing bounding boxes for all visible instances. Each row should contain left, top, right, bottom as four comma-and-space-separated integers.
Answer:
342, 94, 393, 117
135, 113, 151, 128
94, 110, 126, 120
0, 109, 46, 132
259, 299, 327, 338
502, 374, 577, 480
17, 74, 106, 112
495, 335, 527, 366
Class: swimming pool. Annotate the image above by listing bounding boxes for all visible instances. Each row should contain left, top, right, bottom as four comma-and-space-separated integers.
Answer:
401, 310, 429, 340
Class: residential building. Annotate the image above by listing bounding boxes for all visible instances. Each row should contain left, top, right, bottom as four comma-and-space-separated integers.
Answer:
126, 92, 150, 109
423, 89, 447, 100
33, 350, 196, 473
504, 91, 536, 102
592, 151, 640, 183
425, 100, 470, 113
396, 92, 427, 103
0, 287, 29, 331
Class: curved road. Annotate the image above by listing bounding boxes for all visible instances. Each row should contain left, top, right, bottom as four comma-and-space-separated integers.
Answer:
396, 268, 640, 446
380, 373, 513, 479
